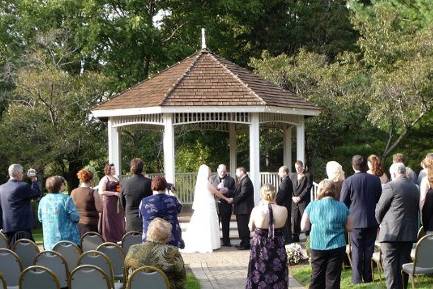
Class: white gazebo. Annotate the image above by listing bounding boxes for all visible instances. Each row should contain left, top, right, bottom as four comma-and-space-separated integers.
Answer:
92, 42, 320, 203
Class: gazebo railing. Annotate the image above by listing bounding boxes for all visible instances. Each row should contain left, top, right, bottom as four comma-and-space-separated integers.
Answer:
122, 172, 319, 205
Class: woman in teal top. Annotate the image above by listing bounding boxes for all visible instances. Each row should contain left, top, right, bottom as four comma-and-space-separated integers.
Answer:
38, 176, 80, 250
301, 179, 352, 289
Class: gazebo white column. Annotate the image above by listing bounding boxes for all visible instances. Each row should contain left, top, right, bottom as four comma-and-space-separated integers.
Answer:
108, 118, 121, 176
229, 124, 237, 176
283, 126, 292, 171
249, 113, 261, 204
296, 117, 305, 164
163, 114, 175, 184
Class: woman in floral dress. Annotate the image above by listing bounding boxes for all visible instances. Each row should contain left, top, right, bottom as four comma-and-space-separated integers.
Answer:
246, 184, 288, 289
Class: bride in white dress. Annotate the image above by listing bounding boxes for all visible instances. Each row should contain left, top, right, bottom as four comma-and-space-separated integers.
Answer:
182, 164, 231, 253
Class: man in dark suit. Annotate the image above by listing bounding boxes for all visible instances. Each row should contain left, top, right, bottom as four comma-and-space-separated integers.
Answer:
276, 165, 293, 244
228, 167, 254, 250
210, 164, 235, 247
376, 163, 419, 289
0, 164, 41, 244
290, 160, 313, 242
121, 158, 152, 232
340, 155, 382, 284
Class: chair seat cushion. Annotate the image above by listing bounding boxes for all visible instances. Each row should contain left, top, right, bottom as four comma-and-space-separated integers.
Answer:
402, 263, 433, 275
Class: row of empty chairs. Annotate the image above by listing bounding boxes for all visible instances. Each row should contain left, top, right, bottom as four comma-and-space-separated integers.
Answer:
0, 231, 152, 289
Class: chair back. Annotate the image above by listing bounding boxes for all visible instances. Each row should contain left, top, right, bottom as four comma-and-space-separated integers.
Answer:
53, 241, 82, 271
34, 251, 69, 288
97, 242, 125, 280
126, 266, 170, 289
121, 232, 142, 254
19, 265, 60, 289
414, 234, 433, 268
13, 239, 40, 268
80, 232, 104, 252
78, 250, 114, 280
0, 248, 22, 287
69, 265, 112, 289
0, 232, 8, 249
0, 273, 7, 289
417, 226, 426, 241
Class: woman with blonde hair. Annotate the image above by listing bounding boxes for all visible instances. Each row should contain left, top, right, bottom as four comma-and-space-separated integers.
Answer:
326, 161, 345, 200
125, 218, 186, 289
301, 179, 352, 289
245, 184, 288, 289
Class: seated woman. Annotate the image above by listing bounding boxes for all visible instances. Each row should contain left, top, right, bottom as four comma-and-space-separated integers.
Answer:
125, 218, 186, 289
38, 176, 80, 250
245, 184, 288, 289
139, 176, 183, 248
301, 179, 352, 289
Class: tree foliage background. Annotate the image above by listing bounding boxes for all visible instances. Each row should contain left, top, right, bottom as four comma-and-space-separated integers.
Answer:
1, 0, 433, 185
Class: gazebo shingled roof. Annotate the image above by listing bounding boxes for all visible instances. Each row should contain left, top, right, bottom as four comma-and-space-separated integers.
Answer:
94, 49, 319, 111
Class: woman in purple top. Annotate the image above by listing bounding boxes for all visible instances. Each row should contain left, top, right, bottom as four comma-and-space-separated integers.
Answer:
139, 176, 184, 248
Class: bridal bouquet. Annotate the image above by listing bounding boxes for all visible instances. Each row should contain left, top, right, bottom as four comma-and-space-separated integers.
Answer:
285, 243, 307, 265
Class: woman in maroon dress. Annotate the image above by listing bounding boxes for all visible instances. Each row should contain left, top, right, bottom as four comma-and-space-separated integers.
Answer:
98, 163, 125, 242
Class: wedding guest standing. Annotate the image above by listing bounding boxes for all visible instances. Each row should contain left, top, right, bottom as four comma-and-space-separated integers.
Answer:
38, 176, 80, 250
376, 163, 419, 289
392, 153, 417, 184
139, 176, 183, 248
125, 218, 186, 289
422, 164, 433, 234
367, 154, 389, 184
230, 167, 254, 250
302, 180, 351, 289
98, 163, 125, 242
276, 165, 293, 244
71, 169, 102, 236
246, 184, 288, 289
419, 153, 433, 210
210, 164, 235, 247
0, 164, 41, 244
121, 158, 152, 232
325, 161, 345, 200
290, 160, 313, 242
340, 155, 382, 284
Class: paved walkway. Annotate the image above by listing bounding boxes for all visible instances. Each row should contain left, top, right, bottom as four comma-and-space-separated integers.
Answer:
182, 247, 304, 289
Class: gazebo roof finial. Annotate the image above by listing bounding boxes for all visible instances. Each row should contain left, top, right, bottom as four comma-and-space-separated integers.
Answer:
201, 28, 207, 50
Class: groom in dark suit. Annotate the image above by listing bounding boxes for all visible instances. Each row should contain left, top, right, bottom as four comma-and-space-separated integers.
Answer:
228, 167, 254, 250
290, 160, 313, 242
210, 164, 235, 247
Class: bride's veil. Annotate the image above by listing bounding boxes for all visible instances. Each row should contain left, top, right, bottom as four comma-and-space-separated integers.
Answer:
192, 164, 211, 211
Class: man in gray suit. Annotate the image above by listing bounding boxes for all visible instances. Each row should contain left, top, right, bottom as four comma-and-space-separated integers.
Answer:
375, 163, 419, 289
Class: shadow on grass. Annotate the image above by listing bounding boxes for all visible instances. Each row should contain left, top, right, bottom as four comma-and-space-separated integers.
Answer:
291, 264, 433, 289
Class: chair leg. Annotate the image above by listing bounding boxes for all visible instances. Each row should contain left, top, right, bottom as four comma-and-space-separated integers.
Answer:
411, 275, 415, 289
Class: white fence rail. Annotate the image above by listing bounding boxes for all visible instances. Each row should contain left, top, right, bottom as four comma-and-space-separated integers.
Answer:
123, 172, 319, 205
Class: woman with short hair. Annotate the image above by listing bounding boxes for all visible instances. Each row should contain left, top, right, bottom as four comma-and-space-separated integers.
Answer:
301, 180, 352, 289
71, 169, 102, 236
245, 184, 288, 289
125, 218, 186, 289
38, 176, 80, 250
139, 176, 183, 248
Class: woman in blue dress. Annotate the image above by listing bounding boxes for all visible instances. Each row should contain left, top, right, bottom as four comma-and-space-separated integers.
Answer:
139, 176, 184, 248
38, 176, 80, 250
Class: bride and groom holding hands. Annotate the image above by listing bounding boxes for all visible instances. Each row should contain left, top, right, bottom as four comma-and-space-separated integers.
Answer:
182, 164, 255, 253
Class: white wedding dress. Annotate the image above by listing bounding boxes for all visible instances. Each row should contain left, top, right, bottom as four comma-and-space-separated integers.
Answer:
182, 165, 221, 253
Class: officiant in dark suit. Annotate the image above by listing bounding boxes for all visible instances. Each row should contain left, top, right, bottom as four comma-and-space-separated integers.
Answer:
210, 164, 235, 247
276, 165, 293, 244
228, 167, 254, 250
290, 160, 313, 242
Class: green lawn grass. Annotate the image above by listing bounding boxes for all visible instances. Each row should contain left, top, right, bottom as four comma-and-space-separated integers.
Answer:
291, 264, 433, 289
